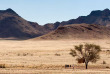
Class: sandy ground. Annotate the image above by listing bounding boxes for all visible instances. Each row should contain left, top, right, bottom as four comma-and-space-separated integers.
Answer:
0, 39, 110, 73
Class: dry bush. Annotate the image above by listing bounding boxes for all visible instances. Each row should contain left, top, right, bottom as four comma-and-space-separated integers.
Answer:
23, 53, 27, 56
55, 53, 61, 56
106, 66, 110, 69
17, 53, 33, 56
106, 50, 110, 54
17, 53, 20, 56
0, 64, 6, 68
103, 61, 106, 64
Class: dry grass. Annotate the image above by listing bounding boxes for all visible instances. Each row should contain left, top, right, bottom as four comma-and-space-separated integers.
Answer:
0, 39, 110, 73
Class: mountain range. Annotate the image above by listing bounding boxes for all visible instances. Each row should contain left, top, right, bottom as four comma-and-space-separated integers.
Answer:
0, 8, 110, 39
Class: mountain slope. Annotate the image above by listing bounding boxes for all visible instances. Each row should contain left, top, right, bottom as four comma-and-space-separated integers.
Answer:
0, 8, 52, 39
35, 24, 110, 40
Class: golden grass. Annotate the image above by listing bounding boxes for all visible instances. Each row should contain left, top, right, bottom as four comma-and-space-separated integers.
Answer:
0, 39, 110, 73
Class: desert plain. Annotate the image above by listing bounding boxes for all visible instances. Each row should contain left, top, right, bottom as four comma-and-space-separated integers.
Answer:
0, 39, 110, 74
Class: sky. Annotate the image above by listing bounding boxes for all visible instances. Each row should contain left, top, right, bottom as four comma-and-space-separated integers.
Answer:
0, 0, 110, 25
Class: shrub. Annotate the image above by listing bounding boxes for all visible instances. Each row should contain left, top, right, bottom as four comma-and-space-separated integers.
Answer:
55, 53, 60, 56
106, 66, 109, 68
103, 61, 106, 64
0, 64, 6, 68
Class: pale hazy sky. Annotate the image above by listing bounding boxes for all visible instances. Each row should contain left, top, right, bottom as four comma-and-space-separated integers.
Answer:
0, 0, 109, 25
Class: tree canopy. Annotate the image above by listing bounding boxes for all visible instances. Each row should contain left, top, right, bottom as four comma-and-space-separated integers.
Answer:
70, 43, 101, 69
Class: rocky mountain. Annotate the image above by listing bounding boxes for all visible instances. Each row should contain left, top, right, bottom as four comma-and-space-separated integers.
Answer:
46, 8, 110, 29
35, 24, 110, 40
0, 8, 53, 39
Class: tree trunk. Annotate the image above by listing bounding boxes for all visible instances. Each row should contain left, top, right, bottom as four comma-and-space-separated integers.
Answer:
85, 59, 88, 69
85, 63, 88, 69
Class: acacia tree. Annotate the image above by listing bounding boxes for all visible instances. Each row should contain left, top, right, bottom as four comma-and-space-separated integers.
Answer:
70, 43, 101, 69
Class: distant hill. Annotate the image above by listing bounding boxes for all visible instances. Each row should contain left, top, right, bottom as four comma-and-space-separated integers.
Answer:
35, 24, 110, 40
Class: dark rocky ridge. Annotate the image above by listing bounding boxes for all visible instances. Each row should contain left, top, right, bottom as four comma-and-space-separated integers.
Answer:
71, 9, 110, 26
46, 8, 110, 28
